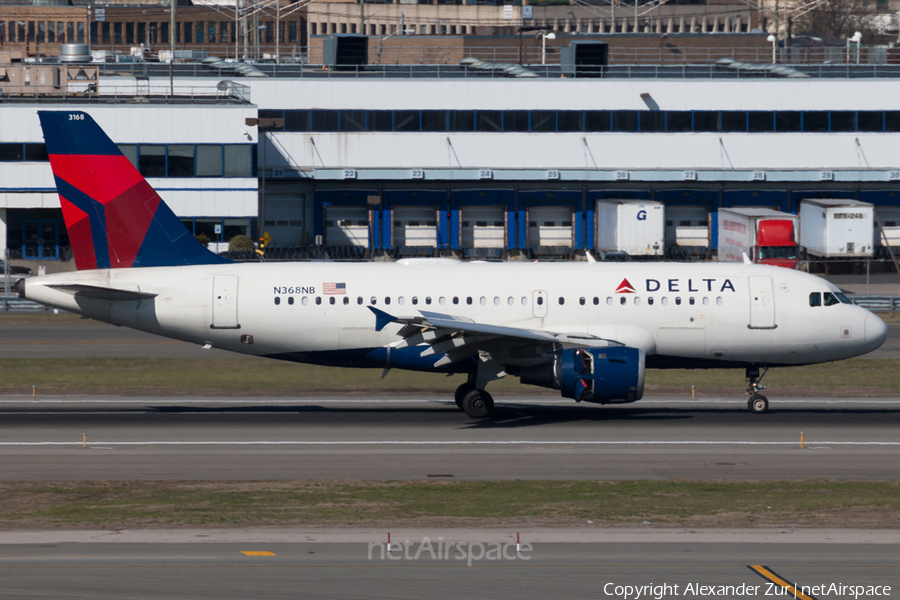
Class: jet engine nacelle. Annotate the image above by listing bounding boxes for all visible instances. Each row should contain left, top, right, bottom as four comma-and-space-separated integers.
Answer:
520, 347, 645, 404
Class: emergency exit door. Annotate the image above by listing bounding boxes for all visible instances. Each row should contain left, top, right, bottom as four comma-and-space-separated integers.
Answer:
211, 275, 240, 329
748, 276, 776, 329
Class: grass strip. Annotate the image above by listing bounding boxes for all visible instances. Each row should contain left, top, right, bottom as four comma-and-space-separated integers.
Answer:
1, 480, 898, 529
0, 358, 898, 397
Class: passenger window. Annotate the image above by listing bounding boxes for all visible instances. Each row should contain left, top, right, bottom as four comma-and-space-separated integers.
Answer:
716, 297, 723, 306
689, 297, 695, 305
453, 297, 459, 305
274, 297, 281, 305
440, 297, 446, 305
426, 297, 432, 305
675, 297, 681, 306
579, 297, 585, 306
559, 297, 565, 305
316, 297, 322, 305
494, 297, 500, 305
661, 297, 669, 306
288, 297, 294, 305
370, 296, 377, 305
343, 297, 349, 305
507, 297, 514, 306
357, 296, 363, 305
521, 297, 527, 305
619, 297, 626, 305
634, 297, 641, 306
648, 297, 654, 305
537, 297, 543, 306
398, 296, 405, 305
480, 297, 487, 305
593, 297, 599, 305
467, 297, 473, 305
606, 297, 612, 305
703, 297, 709, 306
809, 292, 821, 307
824, 292, 840, 306
302, 297, 309, 306
330, 297, 336, 305
384, 297, 390, 305
412, 297, 418, 305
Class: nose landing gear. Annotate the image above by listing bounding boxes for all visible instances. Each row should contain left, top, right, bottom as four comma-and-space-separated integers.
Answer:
746, 366, 770, 414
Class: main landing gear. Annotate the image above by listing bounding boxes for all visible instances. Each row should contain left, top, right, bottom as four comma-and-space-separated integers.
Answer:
745, 366, 770, 414
454, 381, 495, 419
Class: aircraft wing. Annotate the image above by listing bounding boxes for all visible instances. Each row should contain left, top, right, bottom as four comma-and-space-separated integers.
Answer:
369, 306, 619, 368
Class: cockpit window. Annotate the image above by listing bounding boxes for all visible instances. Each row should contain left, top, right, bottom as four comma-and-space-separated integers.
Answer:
809, 292, 821, 307
823, 292, 840, 306
835, 292, 852, 305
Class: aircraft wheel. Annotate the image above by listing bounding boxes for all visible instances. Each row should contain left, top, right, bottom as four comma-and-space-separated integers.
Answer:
462, 389, 494, 419
748, 395, 769, 414
454, 383, 475, 410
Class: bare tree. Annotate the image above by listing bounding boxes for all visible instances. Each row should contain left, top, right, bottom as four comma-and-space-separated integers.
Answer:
793, 0, 884, 42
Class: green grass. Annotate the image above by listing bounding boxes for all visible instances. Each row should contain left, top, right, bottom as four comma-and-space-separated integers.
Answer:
1, 480, 898, 528
0, 357, 898, 397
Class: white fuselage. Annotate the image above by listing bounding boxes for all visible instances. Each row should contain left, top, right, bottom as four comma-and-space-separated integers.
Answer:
23, 259, 887, 371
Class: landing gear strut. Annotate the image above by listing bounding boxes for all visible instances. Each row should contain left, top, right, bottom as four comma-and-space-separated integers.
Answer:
745, 366, 769, 414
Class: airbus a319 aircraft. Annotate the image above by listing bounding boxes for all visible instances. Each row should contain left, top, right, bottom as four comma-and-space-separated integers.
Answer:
18, 111, 889, 417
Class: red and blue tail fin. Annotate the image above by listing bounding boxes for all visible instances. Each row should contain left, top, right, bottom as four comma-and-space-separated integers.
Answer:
38, 110, 231, 270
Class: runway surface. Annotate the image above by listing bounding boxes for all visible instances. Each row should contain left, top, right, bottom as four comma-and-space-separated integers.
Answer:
0, 539, 897, 599
1, 320, 898, 359
0, 395, 898, 480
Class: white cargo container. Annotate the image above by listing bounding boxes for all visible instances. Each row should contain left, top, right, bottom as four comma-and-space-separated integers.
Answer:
595, 200, 664, 256
799, 199, 874, 258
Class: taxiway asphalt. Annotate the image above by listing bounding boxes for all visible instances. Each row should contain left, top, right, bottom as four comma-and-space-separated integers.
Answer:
0, 537, 896, 600
0, 395, 897, 481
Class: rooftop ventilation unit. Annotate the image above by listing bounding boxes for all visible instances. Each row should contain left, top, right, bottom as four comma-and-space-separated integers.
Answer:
59, 44, 92, 64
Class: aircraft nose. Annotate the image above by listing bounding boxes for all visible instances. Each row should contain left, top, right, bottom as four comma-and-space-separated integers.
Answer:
865, 313, 889, 349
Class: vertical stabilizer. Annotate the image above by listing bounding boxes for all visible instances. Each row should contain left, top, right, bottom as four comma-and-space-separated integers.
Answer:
38, 110, 232, 270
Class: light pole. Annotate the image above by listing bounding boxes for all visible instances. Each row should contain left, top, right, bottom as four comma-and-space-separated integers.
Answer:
767, 34, 776, 64
541, 31, 555, 66
245, 117, 284, 257
848, 31, 862, 65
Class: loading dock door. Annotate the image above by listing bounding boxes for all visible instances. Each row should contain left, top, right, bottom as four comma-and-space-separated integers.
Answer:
461, 206, 505, 249
748, 276, 776, 329
528, 207, 574, 247
393, 206, 437, 248
665, 206, 709, 248
325, 206, 369, 247
211, 275, 240, 329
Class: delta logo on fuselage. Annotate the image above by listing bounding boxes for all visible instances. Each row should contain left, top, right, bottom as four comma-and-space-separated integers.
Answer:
616, 277, 736, 293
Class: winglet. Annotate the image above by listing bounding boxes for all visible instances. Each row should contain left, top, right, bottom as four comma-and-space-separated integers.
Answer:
585, 250, 596, 263
742, 252, 752, 265
368, 306, 397, 332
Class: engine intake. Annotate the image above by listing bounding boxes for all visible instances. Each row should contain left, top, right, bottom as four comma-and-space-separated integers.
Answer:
520, 347, 645, 404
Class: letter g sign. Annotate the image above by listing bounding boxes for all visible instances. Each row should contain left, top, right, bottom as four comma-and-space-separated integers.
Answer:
637, 210, 647, 221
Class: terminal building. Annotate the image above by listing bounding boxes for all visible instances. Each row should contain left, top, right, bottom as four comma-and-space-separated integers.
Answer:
2, 43, 900, 263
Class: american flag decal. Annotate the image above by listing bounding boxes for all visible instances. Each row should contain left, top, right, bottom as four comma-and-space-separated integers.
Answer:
323, 282, 346, 295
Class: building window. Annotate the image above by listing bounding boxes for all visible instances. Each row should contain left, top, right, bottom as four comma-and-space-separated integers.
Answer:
126, 22, 134, 44
167, 145, 194, 177
138, 145, 166, 178
196, 145, 224, 177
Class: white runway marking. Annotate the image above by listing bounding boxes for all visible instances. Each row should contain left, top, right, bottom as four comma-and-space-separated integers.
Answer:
1, 440, 899, 446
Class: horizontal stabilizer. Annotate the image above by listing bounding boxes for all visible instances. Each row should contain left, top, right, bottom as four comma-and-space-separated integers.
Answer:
47, 283, 157, 302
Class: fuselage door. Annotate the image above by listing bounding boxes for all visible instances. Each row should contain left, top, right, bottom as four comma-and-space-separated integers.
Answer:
533, 290, 548, 318
211, 275, 240, 329
748, 275, 776, 329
